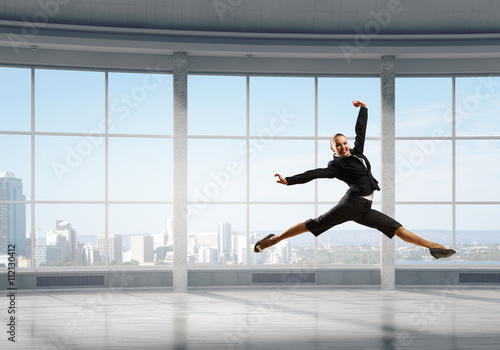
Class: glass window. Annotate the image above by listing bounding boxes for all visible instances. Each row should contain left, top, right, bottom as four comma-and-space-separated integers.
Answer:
250, 204, 315, 265
35, 69, 105, 133
0, 134, 30, 258
456, 140, 500, 202
318, 77, 380, 137
17, 68, 500, 273
0, 67, 31, 132
108, 137, 173, 201
188, 75, 246, 136
395, 140, 452, 201
2, 67, 179, 271
187, 204, 245, 265
108, 72, 173, 135
455, 77, 500, 136
0, 135, 31, 200
396, 78, 452, 137
188, 139, 245, 202
35, 135, 105, 201
249, 139, 315, 202
250, 77, 314, 137
364, 140, 382, 182
108, 204, 173, 266
456, 205, 500, 264
34, 204, 105, 267
395, 204, 453, 265
395, 205, 452, 235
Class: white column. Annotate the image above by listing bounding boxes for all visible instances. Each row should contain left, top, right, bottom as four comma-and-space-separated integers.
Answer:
173, 52, 188, 292
380, 55, 396, 290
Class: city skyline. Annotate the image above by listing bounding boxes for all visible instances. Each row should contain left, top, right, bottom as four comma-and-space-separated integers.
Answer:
2, 206, 500, 268
2, 171, 500, 256
1, 69, 499, 267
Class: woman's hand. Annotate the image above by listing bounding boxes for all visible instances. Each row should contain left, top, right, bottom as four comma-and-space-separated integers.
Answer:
275, 174, 288, 185
352, 100, 367, 108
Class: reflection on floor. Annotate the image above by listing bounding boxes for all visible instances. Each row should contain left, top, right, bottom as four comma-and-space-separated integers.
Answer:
7, 287, 500, 349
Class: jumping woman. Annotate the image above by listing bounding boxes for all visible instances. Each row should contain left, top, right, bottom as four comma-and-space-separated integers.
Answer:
254, 100, 456, 260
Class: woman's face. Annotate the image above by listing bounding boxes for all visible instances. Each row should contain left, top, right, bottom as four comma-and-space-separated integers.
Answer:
331, 135, 350, 156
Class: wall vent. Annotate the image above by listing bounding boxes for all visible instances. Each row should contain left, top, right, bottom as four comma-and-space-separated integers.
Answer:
459, 273, 500, 284
252, 272, 315, 284
36, 275, 105, 288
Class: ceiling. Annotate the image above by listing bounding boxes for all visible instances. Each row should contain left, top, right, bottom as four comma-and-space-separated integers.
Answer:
1, 0, 500, 60
1, 0, 499, 35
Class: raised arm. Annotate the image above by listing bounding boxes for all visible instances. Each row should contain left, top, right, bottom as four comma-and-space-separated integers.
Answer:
352, 100, 368, 154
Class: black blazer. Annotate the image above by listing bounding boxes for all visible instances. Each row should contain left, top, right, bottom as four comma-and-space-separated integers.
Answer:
285, 107, 380, 196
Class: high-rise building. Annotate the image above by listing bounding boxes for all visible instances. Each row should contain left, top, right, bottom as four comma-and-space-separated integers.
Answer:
249, 233, 265, 265
130, 236, 154, 264
46, 220, 77, 262
155, 245, 172, 261
236, 234, 247, 264
152, 219, 174, 250
76, 242, 85, 265
165, 218, 173, 244
34, 245, 63, 267
25, 233, 35, 259
57, 220, 77, 260
190, 231, 218, 248
236, 233, 266, 265
218, 222, 232, 263
97, 233, 123, 263
0, 171, 26, 255
83, 243, 101, 265
197, 246, 218, 264
268, 240, 290, 264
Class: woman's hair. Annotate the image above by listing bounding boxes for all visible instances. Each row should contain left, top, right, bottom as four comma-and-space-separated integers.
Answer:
330, 133, 346, 148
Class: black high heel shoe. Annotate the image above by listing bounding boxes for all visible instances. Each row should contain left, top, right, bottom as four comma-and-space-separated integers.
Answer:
429, 248, 456, 259
254, 234, 275, 253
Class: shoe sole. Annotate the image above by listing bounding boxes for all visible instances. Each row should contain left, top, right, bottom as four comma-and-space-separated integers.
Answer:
430, 248, 456, 259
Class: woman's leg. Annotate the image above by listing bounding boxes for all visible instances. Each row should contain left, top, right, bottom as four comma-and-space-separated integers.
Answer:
355, 205, 456, 258
394, 226, 447, 249
257, 196, 357, 252
258, 221, 309, 250
261, 224, 449, 250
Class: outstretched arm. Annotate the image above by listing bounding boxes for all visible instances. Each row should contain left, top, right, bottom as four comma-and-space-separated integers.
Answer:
276, 167, 338, 186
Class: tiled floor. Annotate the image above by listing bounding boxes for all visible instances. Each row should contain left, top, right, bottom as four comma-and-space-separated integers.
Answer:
5, 287, 500, 349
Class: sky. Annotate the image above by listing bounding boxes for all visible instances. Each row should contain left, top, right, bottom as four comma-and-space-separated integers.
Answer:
1, 67, 499, 244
